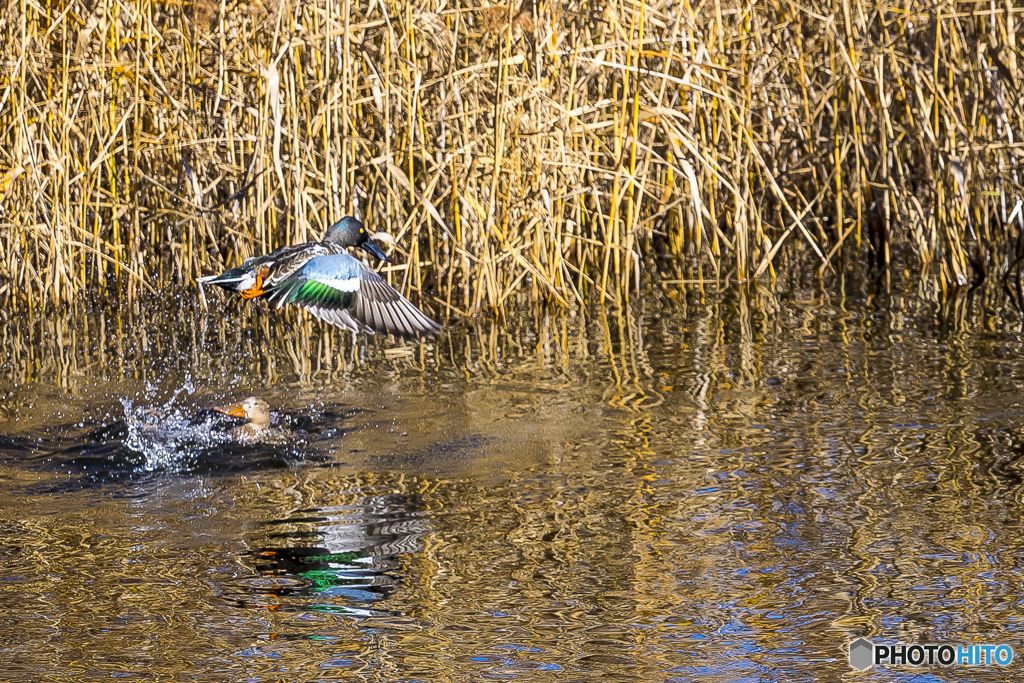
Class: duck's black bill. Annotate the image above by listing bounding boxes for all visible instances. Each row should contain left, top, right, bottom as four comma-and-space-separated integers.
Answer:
361, 240, 391, 262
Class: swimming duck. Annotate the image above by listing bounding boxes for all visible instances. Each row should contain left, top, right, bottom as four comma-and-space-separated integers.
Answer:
199, 217, 442, 339
214, 396, 288, 444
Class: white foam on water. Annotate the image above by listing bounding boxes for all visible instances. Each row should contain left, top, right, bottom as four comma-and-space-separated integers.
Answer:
120, 394, 233, 472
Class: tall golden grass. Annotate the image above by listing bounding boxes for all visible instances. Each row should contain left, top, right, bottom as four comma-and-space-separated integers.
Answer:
0, 0, 1022, 314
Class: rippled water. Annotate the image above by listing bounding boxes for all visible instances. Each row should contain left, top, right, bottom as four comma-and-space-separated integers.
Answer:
2, 286, 1024, 680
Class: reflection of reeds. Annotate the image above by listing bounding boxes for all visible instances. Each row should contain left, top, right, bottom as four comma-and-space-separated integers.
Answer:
1, 279, 1012, 401
0, 1, 1021, 309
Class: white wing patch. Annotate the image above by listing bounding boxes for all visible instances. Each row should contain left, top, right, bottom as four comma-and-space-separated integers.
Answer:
315, 276, 360, 293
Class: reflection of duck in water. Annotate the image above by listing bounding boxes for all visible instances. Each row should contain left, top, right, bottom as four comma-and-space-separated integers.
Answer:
233, 493, 432, 615
214, 396, 288, 444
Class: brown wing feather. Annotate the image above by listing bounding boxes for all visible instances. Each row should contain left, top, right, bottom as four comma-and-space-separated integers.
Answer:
274, 257, 439, 338
352, 262, 441, 338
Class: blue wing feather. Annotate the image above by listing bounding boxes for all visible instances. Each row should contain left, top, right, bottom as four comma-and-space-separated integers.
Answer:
297, 254, 363, 284
265, 254, 363, 310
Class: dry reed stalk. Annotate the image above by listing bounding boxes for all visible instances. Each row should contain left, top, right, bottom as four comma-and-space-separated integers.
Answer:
0, 1, 1023, 316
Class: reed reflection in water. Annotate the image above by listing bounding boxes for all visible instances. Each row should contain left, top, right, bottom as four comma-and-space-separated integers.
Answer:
1, 284, 1024, 681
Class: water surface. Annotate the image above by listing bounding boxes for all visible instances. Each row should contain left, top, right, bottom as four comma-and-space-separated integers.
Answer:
2, 286, 1023, 681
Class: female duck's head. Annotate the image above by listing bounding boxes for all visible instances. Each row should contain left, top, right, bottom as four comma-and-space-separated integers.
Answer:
323, 217, 393, 262
215, 396, 271, 429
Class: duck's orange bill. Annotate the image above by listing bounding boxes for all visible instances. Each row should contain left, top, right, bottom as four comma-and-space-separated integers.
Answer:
215, 403, 247, 418
240, 265, 270, 300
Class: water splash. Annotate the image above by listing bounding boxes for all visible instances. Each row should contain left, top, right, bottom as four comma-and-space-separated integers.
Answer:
120, 395, 236, 472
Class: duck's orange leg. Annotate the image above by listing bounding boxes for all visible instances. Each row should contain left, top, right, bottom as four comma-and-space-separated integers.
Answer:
240, 266, 270, 300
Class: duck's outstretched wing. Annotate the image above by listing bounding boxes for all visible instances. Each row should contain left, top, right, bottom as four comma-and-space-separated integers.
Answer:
265, 254, 442, 339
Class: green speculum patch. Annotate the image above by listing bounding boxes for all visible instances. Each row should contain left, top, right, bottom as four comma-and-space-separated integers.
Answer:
294, 280, 353, 308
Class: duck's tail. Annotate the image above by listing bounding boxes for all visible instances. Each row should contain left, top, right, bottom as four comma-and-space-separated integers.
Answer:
197, 265, 259, 292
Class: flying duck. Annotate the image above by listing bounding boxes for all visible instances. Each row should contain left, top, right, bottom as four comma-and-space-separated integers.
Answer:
198, 217, 442, 339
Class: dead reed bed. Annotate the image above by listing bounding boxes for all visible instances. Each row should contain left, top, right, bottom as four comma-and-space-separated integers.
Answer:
1, 1, 1023, 315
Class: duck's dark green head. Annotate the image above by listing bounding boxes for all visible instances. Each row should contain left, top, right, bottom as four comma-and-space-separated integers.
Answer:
323, 217, 391, 262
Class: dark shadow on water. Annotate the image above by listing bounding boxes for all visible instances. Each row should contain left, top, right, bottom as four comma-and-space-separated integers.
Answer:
3, 406, 368, 493
15, 437, 314, 495
334, 433, 495, 472
2, 400, 497, 496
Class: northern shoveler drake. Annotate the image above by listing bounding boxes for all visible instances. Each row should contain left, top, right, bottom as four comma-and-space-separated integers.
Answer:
214, 396, 288, 444
198, 217, 442, 339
